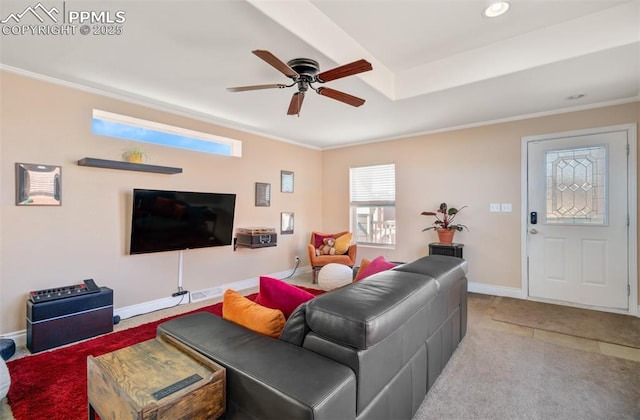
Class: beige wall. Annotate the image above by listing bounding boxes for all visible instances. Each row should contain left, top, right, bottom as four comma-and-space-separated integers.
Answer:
323, 102, 640, 297
0, 71, 322, 334
1, 71, 638, 335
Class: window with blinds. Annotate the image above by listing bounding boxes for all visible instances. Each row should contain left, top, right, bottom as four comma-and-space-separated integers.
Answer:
350, 163, 396, 247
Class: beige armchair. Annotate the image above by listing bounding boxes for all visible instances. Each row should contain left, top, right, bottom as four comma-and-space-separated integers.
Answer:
307, 231, 357, 283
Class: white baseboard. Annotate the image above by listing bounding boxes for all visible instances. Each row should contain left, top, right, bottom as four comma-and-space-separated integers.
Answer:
114, 294, 192, 320
469, 283, 640, 318
467, 281, 525, 299
1, 266, 310, 352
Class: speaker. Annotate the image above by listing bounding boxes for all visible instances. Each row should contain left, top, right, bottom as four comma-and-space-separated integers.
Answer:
26, 287, 113, 353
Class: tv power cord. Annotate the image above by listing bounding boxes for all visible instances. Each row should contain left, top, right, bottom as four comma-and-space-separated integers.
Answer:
281, 257, 301, 279
171, 287, 190, 307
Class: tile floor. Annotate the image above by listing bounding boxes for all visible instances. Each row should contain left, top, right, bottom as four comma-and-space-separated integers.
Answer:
473, 294, 640, 362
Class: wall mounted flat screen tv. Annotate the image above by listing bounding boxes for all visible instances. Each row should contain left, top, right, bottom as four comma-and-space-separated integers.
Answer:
130, 189, 236, 255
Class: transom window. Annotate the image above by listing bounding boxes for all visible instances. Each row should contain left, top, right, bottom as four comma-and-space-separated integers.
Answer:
92, 109, 242, 157
350, 163, 396, 247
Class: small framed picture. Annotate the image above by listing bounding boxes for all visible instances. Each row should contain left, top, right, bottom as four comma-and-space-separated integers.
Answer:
281, 170, 294, 193
281, 212, 294, 234
255, 182, 271, 207
15, 163, 62, 206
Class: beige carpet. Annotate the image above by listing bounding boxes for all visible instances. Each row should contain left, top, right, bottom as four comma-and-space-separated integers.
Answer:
491, 297, 640, 349
415, 294, 640, 419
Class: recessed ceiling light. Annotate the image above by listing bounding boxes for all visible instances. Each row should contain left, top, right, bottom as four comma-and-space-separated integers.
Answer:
483, 1, 510, 18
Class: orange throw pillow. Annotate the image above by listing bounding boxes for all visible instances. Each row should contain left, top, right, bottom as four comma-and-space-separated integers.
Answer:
355, 256, 397, 281
354, 258, 371, 281
222, 289, 286, 338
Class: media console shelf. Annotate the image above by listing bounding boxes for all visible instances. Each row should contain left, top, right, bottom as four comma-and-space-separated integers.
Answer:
78, 158, 182, 174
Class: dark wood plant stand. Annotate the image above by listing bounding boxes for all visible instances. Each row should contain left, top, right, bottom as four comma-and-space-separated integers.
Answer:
429, 242, 464, 258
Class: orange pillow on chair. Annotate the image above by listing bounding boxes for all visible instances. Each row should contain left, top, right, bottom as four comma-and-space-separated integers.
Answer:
222, 289, 286, 338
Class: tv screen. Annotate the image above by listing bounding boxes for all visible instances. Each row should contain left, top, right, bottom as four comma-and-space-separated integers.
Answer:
130, 189, 236, 255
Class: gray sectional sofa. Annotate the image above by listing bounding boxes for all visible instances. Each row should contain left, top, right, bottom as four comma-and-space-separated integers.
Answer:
157, 255, 468, 419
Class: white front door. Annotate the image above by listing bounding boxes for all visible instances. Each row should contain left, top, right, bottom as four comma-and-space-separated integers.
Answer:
527, 129, 629, 310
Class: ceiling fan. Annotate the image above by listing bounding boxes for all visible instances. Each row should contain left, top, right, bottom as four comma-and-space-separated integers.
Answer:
227, 50, 373, 116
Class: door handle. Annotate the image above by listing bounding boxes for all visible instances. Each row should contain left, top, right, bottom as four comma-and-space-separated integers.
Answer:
530, 228, 538, 234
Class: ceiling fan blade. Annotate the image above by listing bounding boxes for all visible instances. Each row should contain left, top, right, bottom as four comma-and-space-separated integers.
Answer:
317, 87, 365, 107
317, 59, 372, 83
253, 50, 299, 78
287, 92, 305, 116
227, 84, 287, 92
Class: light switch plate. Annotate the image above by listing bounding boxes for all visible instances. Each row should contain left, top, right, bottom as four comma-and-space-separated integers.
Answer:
501, 203, 512, 212
490, 203, 501, 212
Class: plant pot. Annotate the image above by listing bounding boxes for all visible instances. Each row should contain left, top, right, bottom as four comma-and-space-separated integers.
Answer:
124, 154, 143, 164
436, 228, 455, 244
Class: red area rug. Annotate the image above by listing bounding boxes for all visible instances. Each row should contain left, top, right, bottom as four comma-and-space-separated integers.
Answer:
7, 286, 322, 420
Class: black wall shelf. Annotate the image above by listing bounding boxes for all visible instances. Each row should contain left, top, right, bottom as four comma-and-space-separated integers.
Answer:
77, 158, 182, 174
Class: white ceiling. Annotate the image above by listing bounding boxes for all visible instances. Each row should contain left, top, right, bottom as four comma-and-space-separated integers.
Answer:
1, 0, 639, 149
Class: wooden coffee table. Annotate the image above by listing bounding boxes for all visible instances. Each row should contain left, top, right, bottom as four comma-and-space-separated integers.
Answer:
87, 334, 225, 419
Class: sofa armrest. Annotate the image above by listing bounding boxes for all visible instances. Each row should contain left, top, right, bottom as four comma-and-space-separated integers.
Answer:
157, 312, 356, 420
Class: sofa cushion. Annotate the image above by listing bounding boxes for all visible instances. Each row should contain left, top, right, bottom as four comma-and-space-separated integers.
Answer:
280, 304, 309, 346
393, 255, 468, 290
222, 289, 286, 338
305, 270, 437, 349
355, 256, 396, 281
157, 312, 356, 420
255, 276, 315, 318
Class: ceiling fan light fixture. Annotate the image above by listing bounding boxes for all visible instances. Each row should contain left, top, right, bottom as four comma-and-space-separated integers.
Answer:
229, 50, 373, 116
483, 1, 510, 18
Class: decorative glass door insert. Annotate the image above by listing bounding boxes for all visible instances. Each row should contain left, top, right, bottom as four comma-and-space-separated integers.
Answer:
545, 145, 607, 225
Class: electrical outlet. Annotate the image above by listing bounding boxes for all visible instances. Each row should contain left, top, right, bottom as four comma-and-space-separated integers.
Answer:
295, 256, 300, 263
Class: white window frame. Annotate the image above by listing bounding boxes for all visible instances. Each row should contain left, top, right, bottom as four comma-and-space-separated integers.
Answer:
350, 163, 396, 248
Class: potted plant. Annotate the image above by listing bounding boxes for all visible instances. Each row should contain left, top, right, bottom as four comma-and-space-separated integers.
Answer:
122, 147, 146, 164
421, 202, 468, 244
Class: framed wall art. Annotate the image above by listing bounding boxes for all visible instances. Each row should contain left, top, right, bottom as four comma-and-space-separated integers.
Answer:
281, 170, 294, 193
15, 163, 62, 206
281, 212, 294, 234
255, 182, 271, 207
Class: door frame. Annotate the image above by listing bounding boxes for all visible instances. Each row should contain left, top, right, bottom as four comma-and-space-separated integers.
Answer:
520, 124, 638, 316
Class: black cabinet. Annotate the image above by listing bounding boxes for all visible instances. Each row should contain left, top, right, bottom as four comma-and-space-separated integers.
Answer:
428, 242, 464, 258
